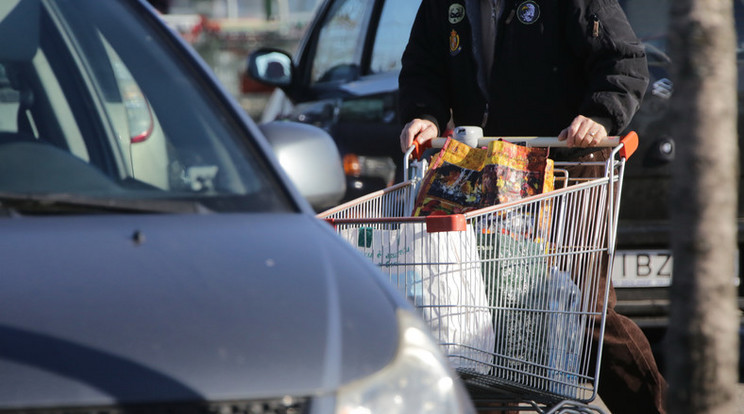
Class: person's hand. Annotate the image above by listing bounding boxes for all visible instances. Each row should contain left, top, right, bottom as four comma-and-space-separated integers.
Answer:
558, 115, 607, 147
400, 118, 438, 153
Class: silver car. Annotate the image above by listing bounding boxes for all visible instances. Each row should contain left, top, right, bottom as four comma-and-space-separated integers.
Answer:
0, 1, 475, 413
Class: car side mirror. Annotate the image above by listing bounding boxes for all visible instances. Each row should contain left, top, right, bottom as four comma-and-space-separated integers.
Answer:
259, 121, 346, 211
247, 49, 293, 89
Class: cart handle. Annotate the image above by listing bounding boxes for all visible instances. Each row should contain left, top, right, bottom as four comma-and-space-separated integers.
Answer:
410, 131, 639, 160
325, 214, 467, 233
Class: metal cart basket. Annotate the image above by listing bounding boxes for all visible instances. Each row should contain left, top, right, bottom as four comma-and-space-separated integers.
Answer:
319, 133, 638, 413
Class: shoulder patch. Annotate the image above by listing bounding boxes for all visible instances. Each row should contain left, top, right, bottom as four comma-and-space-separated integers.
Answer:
517, 1, 540, 25
449, 29, 462, 56
448, 3, 465, 25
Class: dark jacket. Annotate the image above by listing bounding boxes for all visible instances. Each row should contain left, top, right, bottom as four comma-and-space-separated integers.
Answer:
398, 0, 649, 137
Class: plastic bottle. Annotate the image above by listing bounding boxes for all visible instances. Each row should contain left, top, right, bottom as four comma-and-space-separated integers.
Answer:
543, 267, 583, 396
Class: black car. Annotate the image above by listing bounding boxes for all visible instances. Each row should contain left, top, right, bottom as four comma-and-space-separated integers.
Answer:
248, 0, 421, 200
247, 0, 744, 376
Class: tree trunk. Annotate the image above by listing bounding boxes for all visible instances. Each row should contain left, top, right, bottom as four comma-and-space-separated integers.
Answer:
667, 0, 739, 413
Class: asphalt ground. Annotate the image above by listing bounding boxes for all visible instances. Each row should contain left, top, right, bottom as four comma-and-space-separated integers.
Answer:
550, 386, 744, 413
471, 383, 744, 412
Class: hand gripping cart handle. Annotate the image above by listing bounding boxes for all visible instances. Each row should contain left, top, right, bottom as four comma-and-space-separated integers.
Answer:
321, 132, 638, 414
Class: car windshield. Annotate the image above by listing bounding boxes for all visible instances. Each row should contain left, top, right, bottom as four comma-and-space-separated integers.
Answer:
0, 0, 293, 213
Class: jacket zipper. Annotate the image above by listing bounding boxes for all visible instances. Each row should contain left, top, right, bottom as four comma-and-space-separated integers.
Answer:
485, 1, 517, 128
481, 103, 489, 129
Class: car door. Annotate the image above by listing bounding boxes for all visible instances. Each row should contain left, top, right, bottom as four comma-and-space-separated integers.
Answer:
290, 0, 420, 190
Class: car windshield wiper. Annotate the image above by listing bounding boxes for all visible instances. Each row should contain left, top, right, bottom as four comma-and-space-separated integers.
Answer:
0, 192, 212, 215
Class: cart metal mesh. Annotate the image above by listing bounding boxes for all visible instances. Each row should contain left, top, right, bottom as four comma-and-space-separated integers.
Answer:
320, 144, 628, 413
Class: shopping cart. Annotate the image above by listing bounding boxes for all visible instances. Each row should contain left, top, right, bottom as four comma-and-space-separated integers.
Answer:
319, 133, 638, 413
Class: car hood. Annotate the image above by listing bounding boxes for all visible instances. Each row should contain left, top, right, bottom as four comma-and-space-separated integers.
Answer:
338, 71, 399, 97
0, 213, 402, 408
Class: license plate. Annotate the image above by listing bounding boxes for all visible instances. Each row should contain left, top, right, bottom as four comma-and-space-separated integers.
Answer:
612, 250, 741, 288
612, 250, 673, 288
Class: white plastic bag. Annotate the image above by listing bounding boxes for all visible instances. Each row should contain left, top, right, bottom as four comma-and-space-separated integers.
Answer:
340, 224, 494, 374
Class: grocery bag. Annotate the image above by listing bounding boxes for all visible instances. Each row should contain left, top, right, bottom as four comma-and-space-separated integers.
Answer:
478, 229, 549, 384
413, 138, 554, 216
339, 223, 495, 374
479, 227, 586, 395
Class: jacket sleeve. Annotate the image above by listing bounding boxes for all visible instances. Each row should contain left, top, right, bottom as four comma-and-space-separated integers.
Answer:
569, 0, 650, 135
398, 1, 451, 134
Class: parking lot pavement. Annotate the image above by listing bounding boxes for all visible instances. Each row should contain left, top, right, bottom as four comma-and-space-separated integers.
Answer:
490, 383, 744, 413
594, 384, 744, 413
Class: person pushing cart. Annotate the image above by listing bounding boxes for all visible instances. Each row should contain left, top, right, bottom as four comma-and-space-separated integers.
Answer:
394, 1, 665, 413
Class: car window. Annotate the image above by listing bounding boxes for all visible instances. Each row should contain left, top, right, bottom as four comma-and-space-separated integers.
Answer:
621, 0, 744, 53
311, 0, 373, 84
0, 65, 20, 134
369, 0, 419, 74
0, 0, 292, 213
619, 0, 670, 52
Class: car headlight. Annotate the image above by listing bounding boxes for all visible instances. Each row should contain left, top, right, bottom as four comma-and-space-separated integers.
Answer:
336, 310, 476, 414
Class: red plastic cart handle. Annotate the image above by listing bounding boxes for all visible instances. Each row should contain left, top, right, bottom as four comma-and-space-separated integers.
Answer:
619, 131, 639, 160
411, 139, 432, 161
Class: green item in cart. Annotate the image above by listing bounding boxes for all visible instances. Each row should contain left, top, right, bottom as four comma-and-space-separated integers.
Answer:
479, 231, 550, 386
478, 231, 547, 307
